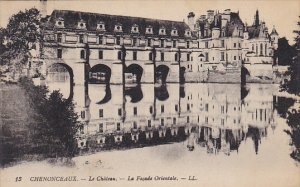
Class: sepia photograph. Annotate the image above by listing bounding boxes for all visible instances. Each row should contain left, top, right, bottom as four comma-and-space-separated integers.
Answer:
0, 0, 299, 187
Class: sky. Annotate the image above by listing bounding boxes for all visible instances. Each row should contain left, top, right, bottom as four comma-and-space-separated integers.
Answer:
0, 0, 299, 44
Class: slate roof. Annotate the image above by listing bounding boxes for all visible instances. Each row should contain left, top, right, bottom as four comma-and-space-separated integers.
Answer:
197, 12, 244, 38
44, 10, 193, 38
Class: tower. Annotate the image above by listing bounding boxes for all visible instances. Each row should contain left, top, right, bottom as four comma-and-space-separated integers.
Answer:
243, 23, 249, 40
254, 9, 260, 27
270, 26, 279, 50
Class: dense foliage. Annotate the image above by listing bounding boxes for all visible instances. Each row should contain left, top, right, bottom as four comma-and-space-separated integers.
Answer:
280, 16, 300, 95
0, 78, 80, 167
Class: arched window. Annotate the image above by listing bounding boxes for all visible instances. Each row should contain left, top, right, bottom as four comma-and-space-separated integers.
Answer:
265, 43, 267, 56
80, 50, 85, 59
149, 52, 153, 61
118, 51, 122, 60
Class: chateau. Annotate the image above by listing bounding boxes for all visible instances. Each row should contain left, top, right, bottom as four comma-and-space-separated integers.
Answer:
32, 8, 279, 85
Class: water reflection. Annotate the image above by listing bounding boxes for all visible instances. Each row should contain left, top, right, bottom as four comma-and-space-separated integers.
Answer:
47, 78, 282, 156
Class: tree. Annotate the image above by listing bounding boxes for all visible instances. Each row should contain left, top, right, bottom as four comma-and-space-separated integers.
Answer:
285, 111, 300, 162
281, 16, 300, 95
274, 37, 297, 66
19, 77, 80, 158
0, 8, 42, 74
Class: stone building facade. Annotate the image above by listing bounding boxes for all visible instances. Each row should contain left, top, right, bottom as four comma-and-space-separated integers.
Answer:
35, 9, 279, 84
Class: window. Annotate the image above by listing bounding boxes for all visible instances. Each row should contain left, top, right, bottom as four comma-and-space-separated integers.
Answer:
133, 51, 137, 60
205, 52, 209, 61
57, 33, 62, 43
173, 40, 176, 48
161, 52, 164, 61
134, 107, 137, 115
221, 52, 225, 61
117, 123, 121, 131
252, 44, 254, 51
205, 104, 208, 111
150, 106, 153, 114
116, 36, 121, 45
256, 44, 258, 55
238, 43, 241, 48
187, 116, 190, 123
149, 52, 153, 61
133, 38, 137, 46
160, 39, 164, 48
205, 117, 208, 123
173, 118, 176, 124
99, 50, 103, 59
99, 109, 103, 118
79, 34, 84, 43
234, 56, 236, 60
221, 119, 225, 125
187, 41, 190, 48
133, 122, 137, 129
57, 49, 62, 59
99, 35, 103, 44
221, 40, 225, 48
187, 104, 190, 111
175, 53, 178, 61
148, 120, 151, 127
161, 119, 164, 126
234, 43, 236, 48
265, 43, 267, 56
260, 43, 263, 56
118, 51, 122, 60
175, 104, 178, 112
99, 123, 103, 133
161, 105, 164, 113
118, 108, 122, 116
81, 111, 85, 119
221, 106, 225, 114
197, 41, 200, 48
80, 50, 85, 59
187, 53, 190, 61
147, 38, 152, 46
205, 41, 208, 48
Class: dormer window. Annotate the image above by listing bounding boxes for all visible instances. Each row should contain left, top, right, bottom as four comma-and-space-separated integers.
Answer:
185, 29, 191, 37
77, 20, 87, 30
97, 21, 105, 31
159, 27, 166, 35
114, 24, 123, 32
131, 24, 139, 33
55, 18, 64, 28
146, 26, 153, 34
171, 28, 178, 36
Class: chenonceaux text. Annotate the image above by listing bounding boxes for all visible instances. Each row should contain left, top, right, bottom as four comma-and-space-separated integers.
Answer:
30, 176, 77, 182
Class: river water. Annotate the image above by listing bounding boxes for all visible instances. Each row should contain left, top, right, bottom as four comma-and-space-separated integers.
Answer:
2, 75, 300, 187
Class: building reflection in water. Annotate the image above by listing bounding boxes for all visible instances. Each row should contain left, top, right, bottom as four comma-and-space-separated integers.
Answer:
63, 82, 277, 156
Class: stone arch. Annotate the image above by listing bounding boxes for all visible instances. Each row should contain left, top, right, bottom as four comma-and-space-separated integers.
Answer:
46, 63, 74, 100
89, 64, 111, 84
155, 65, 170, 84
125, 64, 143, 84
241, 66, 250, 85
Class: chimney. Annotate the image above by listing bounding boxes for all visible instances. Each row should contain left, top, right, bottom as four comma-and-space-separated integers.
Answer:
221, 18, 227, 28
187, 12, 195, 31
39, 0, 47, 18
207, 10, 214, 23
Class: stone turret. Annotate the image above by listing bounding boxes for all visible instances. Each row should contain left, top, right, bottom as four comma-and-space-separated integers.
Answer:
270, 26, 279, 49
